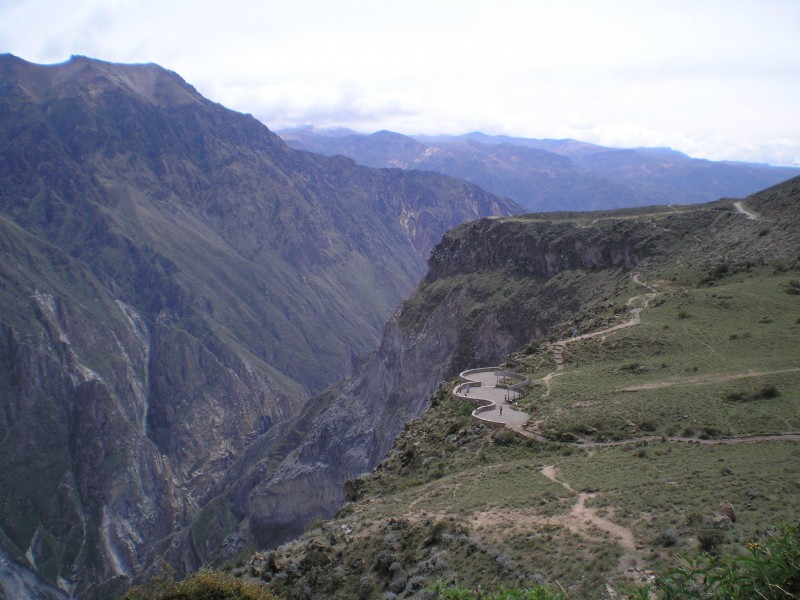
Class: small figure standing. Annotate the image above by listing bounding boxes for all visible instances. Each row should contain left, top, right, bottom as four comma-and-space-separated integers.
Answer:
499, 406, 503, 416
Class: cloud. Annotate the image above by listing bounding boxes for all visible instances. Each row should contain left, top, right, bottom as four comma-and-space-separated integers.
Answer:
2, 0, 799, 165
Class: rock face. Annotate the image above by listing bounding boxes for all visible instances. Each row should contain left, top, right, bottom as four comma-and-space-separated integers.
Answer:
0, 54, 518, 598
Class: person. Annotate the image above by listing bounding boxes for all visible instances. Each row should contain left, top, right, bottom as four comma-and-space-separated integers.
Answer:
499, 406, 503, 416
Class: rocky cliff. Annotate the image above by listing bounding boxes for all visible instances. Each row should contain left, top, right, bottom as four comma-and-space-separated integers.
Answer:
0, 54, 518, 598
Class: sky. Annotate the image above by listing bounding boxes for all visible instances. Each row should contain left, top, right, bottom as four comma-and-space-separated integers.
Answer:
2, 0, 799, 166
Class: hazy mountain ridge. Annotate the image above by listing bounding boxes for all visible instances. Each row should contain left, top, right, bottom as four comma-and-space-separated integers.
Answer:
280, 127, 800, 211
0, 54, 518, 598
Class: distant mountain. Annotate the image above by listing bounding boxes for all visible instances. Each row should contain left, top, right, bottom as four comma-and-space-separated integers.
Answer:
0, 54, 518, 598
280, 128, 800, 211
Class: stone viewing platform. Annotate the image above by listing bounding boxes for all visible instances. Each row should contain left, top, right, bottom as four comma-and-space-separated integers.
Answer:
454, 367, 529, 428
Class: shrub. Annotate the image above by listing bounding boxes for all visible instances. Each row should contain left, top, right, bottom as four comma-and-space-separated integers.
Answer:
655, 529, 679, 547
760, 385, 780, 398
656, 524, 800, 599
492, 429, 517, 446
725, 385, 780, 402
699, 426, 721, 439
698, 528, 725, 553
638, 419, 657, 432
123, 568, 278, 600
524, 341, 540, 354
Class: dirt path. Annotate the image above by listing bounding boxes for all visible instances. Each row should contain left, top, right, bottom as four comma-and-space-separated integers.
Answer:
538, 370, 563, 399
546, 274, 656, 369
541, 465, 642, 583
617, 367, 800, 392
734, 200, 760, 221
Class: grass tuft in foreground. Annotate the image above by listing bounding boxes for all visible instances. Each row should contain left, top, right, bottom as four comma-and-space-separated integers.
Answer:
655, 523, 800, 599
432, 579, 566, 599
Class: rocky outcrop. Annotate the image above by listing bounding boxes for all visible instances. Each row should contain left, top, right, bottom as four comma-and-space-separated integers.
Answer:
425, 217, 661, 281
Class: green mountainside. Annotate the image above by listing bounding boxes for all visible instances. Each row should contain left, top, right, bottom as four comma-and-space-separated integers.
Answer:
280, 128, 800, 212
0, 54, 518, 598
230, 178, 800, 599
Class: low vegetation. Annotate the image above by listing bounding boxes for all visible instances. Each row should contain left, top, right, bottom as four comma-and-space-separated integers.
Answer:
124, 567, 278, 599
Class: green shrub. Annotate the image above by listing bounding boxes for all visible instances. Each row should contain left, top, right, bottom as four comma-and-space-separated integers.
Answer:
697, 528, 725, 553
492, 429, 517, 446
656, 523, 800, 599
123, 568, 278, 599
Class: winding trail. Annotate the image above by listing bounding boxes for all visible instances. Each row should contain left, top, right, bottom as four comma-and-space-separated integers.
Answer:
547, 274, 656, 374
734, 200, 760, 221
541, 465, 647, 591
451, 271, 798, 596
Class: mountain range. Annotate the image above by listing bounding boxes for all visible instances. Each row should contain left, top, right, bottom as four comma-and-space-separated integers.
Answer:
0, 54, 516, 599
2, 53, 798, 600
280, 127, 800, 212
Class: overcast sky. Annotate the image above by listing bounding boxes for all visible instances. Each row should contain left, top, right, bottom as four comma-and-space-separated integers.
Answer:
2, 0, 799, 165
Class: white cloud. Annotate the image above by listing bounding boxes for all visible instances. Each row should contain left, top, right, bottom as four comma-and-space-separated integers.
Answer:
1, 0, 799, 165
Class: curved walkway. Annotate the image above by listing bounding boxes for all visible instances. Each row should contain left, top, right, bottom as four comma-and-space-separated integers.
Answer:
455, 370, 529, 429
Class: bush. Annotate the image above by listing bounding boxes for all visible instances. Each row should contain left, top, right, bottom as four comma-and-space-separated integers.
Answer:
124, 568, 278, 600
656, 524, 800, 599
698, 528, 725, 553
524, 341, 540, 355
638, 419, 657, 432
655, 529, 679, 547
725, 385, 780, 402
492, 429, 517, 446
760, 385, 780, 398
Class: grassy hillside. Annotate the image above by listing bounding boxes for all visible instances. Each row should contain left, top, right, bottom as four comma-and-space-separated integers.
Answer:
218, 180, 800, 600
